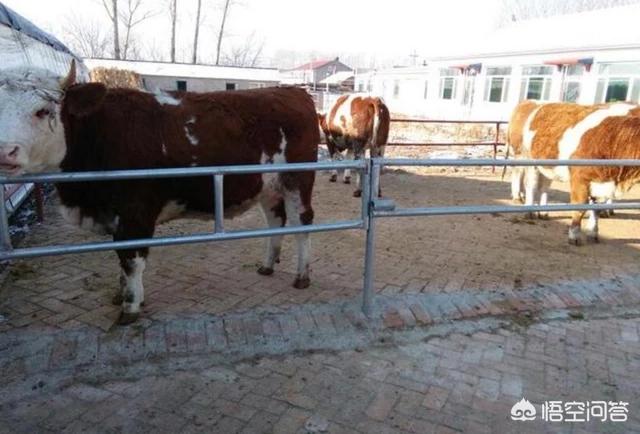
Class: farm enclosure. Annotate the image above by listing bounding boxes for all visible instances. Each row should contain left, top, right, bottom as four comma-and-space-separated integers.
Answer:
1, 146, 640, 331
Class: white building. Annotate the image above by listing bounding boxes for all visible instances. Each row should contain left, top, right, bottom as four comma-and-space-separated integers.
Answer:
355, 5, 640, 121
84, 58, 280, 92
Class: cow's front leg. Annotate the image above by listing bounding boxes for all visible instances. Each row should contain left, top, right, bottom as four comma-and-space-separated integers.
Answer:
343, 149, 353, 184
258, 196, 286, 276
568, 179, 590, 246
511, 166, 525, 204
327, 140, 339, 183
371, 145, 385, 197
585, 210, 599, 243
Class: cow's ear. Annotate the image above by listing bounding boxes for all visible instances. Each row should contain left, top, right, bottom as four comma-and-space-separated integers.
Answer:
64, 83, 107, 117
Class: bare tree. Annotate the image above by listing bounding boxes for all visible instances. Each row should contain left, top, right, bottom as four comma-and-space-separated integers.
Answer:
168, 0, 177, 62
192, 0, 203, 64
62, 14, 111, 58
120, 0, 155, 60
498, 0, 640, 25
101, 0, 121, 59
215, 0, 233, 65
221, 32, 265, 67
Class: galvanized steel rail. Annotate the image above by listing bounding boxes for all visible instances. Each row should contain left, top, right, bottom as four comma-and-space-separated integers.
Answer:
2, 156, 640, 318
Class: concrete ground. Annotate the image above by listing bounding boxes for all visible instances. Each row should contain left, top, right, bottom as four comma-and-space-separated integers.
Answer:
2, 146, 640, 433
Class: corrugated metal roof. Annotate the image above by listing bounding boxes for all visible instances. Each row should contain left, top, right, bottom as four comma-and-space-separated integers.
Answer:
0, 2, 76, 57
84, 58, 281, 82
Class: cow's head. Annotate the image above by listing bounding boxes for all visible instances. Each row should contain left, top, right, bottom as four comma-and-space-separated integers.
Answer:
0, 61, 78, 175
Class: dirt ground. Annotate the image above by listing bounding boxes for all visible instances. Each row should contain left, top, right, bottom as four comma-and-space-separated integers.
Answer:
1, 145, 640, 331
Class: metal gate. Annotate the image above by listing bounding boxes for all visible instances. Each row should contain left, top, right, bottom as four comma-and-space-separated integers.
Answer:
2, 157, 640, 317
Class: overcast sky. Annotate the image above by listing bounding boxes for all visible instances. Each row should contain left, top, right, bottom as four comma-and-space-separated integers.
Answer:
2, 0, 501, 67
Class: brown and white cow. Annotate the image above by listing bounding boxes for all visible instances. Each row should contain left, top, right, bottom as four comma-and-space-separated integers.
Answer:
507, 101, 640, 218
318, 94, 390, 197
0, 63, 319, 324
514, 100, 640, 244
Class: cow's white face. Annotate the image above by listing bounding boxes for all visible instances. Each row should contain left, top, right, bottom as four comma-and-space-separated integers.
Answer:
0, 67, 73, 175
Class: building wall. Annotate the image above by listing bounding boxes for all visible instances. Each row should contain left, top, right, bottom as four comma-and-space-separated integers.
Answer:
313, 61, 352, 84
141, 75, 280, 92
355, 47, 640, 121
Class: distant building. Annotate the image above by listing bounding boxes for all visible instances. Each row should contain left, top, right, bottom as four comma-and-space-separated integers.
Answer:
281, 58, 353, 87
355, 5, 640, 121
84, 58, 281, 92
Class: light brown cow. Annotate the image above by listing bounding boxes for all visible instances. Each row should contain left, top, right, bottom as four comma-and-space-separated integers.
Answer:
515, 101, 640, 244
318, 94, 390, 197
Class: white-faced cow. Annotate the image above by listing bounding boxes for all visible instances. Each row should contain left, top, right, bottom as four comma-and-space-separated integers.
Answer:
512, 100, 640, 244
318, 94, 390, 197
0, 63, 319, 324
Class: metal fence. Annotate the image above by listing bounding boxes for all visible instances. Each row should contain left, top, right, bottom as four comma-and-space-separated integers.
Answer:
2, 157, 640, 318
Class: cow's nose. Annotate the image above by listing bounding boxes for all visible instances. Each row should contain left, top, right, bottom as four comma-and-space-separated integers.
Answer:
0, 144, 22, 167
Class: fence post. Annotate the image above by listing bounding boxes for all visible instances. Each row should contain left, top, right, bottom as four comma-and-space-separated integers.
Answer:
362, 158, 379, 318
214, 175, 224, 233
0, 186, 12, 252
493, 122, 500, 174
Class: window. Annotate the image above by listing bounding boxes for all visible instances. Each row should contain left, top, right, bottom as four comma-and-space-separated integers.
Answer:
595, 63, 640, 103
519, 65, 553, 101
484, 66, 511, 103
367, 80, 373, 92
226, 83, 237, 91
562, 82, 581, 102
439, 68, 460, 100
561, 64, 585, 102
393, 80, 400, 98
176, 80, 187, 91
358, 82, 365, 92
423, 81, 428, 99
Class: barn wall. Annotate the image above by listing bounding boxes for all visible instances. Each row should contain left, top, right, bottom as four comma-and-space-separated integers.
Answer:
141, 75, 280, 92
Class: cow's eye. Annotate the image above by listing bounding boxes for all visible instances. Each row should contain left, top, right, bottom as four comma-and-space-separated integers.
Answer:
35, 108, 51, 119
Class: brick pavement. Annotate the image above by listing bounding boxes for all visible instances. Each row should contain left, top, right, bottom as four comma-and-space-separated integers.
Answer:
1, 304, 639, 433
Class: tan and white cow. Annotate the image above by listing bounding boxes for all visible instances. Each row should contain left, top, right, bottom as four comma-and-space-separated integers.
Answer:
511, 100, 640, 244
318, 94, 390, 197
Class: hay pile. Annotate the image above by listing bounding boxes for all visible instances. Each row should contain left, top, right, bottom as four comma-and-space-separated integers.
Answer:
89, 67, 143, 89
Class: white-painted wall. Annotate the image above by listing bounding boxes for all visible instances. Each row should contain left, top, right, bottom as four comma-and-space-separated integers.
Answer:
355, 47, 640, 121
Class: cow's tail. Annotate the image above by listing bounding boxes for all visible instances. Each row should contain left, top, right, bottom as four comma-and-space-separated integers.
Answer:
501, 125, 511, 181
372, 98, 390, 154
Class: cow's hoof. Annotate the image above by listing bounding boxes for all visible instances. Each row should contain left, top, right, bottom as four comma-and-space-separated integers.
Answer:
353, 190, 362, 198
112, 293, 123, 306
568, 238, 581, 246
538, 213, 549, 220
343, 177, 351, 185
293, 277, 310, 289
587, 234, 599, 243
329, 175, 337, 183
117, 311, 140, 325
525, 212, 535, 220
257, 266, 274, 276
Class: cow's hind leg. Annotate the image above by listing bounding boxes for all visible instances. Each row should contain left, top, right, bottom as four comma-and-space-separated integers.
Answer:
569, 179, 590, 246
524, 167, 540, 220
283, 188, 313, 289
537, 175, 552, 219
258, 196, 286, 276
116, 249, 148, 325
352, 145, 366, 198
511, 167, 525, 204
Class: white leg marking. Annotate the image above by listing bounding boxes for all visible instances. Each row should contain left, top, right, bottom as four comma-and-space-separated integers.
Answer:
122, 255, 146, 314
343, 149, 354, 182
258, 198, 284, 271
284, 191, 310, 282
511, 167, 524, 203
585, 210, 599, 240
568, 225, 581, 243
537, 175, 552, 218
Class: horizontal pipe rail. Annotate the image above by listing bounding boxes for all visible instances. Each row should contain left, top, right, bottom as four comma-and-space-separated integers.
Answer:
0, 220, 364, 261
390, 119, 508, 125
0, 160, 366, 185
387, 142, 505, 147
375, 203, 640, 219
376, 158, 640, 167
